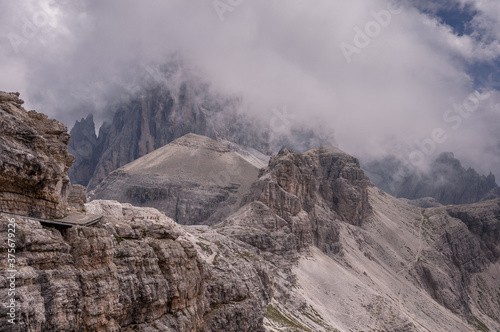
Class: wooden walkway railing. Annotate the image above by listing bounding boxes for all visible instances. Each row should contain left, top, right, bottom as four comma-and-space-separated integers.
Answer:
0, 212, 102, 227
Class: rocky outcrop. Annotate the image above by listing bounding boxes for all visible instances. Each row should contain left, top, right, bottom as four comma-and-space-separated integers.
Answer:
246, 146, 373, 224
67, 114, 100, 187
446, 199, 500, 261
364, 152, 500, 205
0, 201, 270, 332
67, 184, 87, 211
232, 145, 372, 256
89, 134, 260, 225
0, 91, 74, 218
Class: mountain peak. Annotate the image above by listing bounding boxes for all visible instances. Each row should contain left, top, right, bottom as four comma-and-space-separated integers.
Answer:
171, 133, 231, 153
90, 134, 259, 225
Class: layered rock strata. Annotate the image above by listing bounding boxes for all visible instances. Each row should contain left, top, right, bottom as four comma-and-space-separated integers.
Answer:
0, 92, 74, 218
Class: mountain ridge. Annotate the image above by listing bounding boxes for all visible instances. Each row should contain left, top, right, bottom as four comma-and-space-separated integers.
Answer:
364, 152, 500, 205
90, 133, 260, 225
2, 91, 500, 331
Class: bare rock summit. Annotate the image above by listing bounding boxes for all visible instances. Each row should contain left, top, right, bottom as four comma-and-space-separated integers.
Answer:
90, 133, 259, 225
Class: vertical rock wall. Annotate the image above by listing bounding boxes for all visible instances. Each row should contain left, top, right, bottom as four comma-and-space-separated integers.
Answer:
0, 92, 74, 218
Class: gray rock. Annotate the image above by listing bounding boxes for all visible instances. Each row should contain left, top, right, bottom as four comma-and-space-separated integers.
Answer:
399, 197, 443, 208
67, 184, 87, 211
67, 114, 100, 187
0, 91, 74, 218
0, 200, 271, 332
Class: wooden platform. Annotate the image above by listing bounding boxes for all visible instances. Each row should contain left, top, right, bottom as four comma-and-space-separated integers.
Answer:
0, 212, 102, 227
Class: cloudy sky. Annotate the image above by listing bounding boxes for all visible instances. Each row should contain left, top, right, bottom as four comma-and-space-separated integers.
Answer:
1, 0, 499, 178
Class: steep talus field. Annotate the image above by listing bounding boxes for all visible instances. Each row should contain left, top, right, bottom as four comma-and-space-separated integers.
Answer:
292, 188, 500, 331
90, 133, 259, 225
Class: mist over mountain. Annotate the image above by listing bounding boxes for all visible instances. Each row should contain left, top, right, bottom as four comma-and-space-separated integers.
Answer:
90, 134, 260, 225
2, 0, 500, 330
2, 90, 500, 331
2, 1, 499, 182
364, 152, 500, 205
68, 61, 335, 189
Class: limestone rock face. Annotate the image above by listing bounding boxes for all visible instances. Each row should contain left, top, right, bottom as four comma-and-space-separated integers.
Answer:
253, 146, 372, 225
446, 199, 500, 260
0, 91, 74, 218
235, 146, 372, 256
90, 134, 259, 225
67, 114, 100, 187
0, 201, 270, 332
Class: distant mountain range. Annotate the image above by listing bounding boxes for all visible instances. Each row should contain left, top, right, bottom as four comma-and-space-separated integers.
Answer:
364, 152, 499, 205
68, 81, 271, 190
67, 61, 499, 207
68, 63, 334, 191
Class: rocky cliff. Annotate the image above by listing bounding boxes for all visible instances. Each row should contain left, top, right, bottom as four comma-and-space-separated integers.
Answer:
0, 201, 271, 332
67, 114, 100, 189
0, 92, 74, 218
225, 146, 372, 258
364, 152, 500, 205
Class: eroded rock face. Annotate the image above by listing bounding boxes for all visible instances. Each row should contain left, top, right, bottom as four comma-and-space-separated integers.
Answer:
67, 184, 87, 211
236, 146, 372, 256
0, 91, 74, 218
0, 201, 270, 332
253, 146, 372, 225
446, 199, 500, 261
67, 114, 100, 187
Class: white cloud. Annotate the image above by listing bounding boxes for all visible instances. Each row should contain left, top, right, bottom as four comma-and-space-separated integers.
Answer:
0, 0, 498, 177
